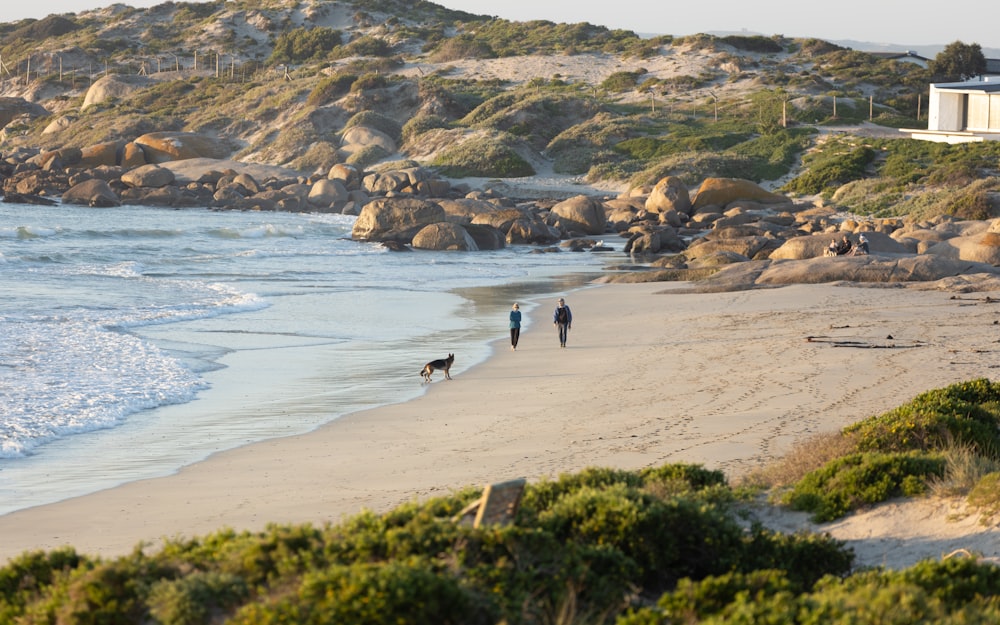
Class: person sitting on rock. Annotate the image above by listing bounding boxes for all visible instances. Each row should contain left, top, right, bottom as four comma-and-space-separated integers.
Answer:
834, 235, 853, 256
851, 234, 869, 255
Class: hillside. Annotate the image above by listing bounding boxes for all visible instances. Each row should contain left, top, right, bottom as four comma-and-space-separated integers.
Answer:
5, 0, 992, 217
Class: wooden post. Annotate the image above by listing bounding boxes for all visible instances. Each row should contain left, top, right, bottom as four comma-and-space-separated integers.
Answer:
194, 50, 198, 71
782, 98, 787, 128
833, 95, 837, 119
917, 93, 922, 120
869, 95, 873, 120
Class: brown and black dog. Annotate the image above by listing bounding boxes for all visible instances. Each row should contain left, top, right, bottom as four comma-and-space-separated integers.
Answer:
420, 353, 454, 383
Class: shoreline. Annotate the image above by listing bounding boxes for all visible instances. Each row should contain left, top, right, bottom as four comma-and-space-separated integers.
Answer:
3, 280, 1000, 566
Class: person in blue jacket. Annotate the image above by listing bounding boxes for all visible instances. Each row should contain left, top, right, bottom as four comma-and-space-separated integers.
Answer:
509, 302, 521, 351
553, 297, 572, 348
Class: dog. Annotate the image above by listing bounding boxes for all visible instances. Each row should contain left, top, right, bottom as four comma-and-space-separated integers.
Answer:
420, 353, 454, 383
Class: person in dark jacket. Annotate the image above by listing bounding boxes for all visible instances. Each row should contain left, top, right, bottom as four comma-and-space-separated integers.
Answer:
509, 302, 521, 351
553, 298, 572, 348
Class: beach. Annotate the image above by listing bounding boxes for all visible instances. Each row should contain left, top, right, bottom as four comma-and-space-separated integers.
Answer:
3, 279, 1000, 568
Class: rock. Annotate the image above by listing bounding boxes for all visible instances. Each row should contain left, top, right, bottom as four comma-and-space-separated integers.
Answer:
121, 142, 147, 168
411, 222, 479, 251
328, 163, 361, 190
464, 223, 506, 250
692, 177, 788, 210
645, 176, 692, 215
62, 178, 119, 207
82, 74, 153, 110
436, 198, 497, 224
507, 218, 560, 245
79, 141, 124, 168
134, 132, 230, 163
42, 115, 75, 135
471, 208, 527, 231
340, 125, 397, 156
121, 164, 175, 188
546, 194, 607, 236
308, 178, 349, 209
0, 97, 49, 128
351, 197, 446, 243
120, 185, 182, 207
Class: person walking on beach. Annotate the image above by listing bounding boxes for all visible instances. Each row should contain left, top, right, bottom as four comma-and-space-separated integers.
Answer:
553, 297, 572, 348
509, 302, 521, 351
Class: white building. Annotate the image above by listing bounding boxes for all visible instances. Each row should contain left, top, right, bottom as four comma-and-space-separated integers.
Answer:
907, 77, 1000, 143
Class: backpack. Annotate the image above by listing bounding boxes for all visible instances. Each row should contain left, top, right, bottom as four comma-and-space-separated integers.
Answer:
556, 306, 568, 324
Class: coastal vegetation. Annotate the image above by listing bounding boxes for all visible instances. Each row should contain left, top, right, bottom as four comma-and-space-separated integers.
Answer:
2, 380, 1000, 623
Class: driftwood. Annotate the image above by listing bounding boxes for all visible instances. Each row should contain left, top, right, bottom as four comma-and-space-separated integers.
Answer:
805, 335, 926, 349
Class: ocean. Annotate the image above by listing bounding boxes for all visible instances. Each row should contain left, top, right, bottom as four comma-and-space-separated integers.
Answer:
0, 203, 608, 515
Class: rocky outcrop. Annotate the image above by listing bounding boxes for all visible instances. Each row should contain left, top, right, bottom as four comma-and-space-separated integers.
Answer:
62, 178, 119, 207
0, 97, 49, 129
121, 164, 175, 188
82, 75, 153, 110
134, 131, 230, 163
692, 177, 788, 211
411, 222, 479, 251
546, 195, 607, 236
351, 197, 446, 243
645, 176, 692, 215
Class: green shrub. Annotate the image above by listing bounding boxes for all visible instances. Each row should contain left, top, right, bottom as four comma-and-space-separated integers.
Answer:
845, 379, 1000, 458
967, 471, 1000, 524
268, 27, 342, 64
305, 73, 356, 107
147, 571, 249, 625
401, 114, 450, 143
781, 143, 875, 195
430, 133, 534, 177
782, 451, 945, 522
601, 70, 646, 93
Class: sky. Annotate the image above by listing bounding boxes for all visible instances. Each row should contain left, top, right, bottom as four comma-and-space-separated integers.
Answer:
5, 0, 1000, 51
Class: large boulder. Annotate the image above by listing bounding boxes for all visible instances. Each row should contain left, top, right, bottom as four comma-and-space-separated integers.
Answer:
411, 222, 479, 251
770, 231, 909, 260
693, 177, 788, 211
464, 224, 506, 250
340, 125, 397, 156
351, 197, 446, 243
134, 132, 229, 163
78, 141, 124, 168
546, 194, 607, 236
507, 218, 559, 245
645, 176, 692, 215
307, 178, 349, 209
471, 208, 527, 232
82, 74, 152, 110
436, 198, 497, 224
0, 97, 49, 128
328, 163, 362, 190
925, 230, 1000, 265
121, 163, 175, 188
62, 178, 119, 207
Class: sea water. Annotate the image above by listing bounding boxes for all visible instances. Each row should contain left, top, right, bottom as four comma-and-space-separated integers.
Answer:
0, 203, 607, 515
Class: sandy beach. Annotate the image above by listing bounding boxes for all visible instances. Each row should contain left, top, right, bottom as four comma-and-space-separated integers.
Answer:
3, 280, 1000, 568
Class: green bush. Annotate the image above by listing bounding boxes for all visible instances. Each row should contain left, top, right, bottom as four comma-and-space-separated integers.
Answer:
268, 27, 342, 64
305, 73, 356, 107
147, 571, 249, 625
430, 133, 535, 177
781, 143, 875, 196
846, 379, 1000, 458
782, 451, 945, 522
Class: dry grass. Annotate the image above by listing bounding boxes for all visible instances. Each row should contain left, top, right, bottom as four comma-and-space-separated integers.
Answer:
738, 430, 859, 490
928, 442, 1000, 498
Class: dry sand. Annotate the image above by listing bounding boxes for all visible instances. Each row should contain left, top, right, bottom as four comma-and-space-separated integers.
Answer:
2, 281, 1000, 569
